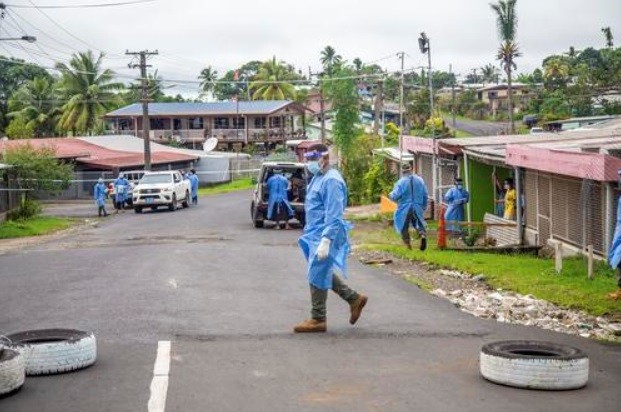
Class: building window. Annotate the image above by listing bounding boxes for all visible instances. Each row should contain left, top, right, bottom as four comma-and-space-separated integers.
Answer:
488, 91, 498, 99
150, 118, 165, 130
232, 117, 245, 129
254, 117, 266, 129
214, 117, 229, 129
189, 117, 204, 130
269, 117, 282, 128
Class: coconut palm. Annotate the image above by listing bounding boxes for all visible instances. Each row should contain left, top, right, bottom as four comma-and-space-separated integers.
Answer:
543, 58, 570, 89
198, 66, 218, 100
8, 76, 60, 137
480, 63, 499, 84
320, 45, 342, 75
55, 50, 123, 134
602, 26, 614, 48
250, 57, 296, 101
490, 0, 519, 133
353, 57, 363, 74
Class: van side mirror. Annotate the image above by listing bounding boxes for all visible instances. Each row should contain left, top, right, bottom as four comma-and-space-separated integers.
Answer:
251, 177, 258, 185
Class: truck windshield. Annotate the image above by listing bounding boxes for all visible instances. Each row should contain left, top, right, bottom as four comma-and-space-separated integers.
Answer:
141, 174, 173, 184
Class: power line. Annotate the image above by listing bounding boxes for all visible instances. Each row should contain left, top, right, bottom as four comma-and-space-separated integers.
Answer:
3, 1, 156, 9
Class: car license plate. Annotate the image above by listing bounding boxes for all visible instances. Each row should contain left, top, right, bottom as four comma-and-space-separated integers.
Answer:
146, 197, 153, 204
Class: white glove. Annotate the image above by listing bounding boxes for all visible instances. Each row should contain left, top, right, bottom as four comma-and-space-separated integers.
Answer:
316, 237, 331, 261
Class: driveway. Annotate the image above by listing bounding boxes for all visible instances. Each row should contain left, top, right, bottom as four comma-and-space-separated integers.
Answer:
1, 191, 620, 411
444, 116, 510, 136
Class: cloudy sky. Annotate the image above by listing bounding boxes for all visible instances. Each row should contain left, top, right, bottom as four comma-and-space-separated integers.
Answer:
1, 0, 619, 96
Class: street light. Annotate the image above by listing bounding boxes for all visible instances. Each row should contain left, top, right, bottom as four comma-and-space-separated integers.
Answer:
0, 35, 36, 43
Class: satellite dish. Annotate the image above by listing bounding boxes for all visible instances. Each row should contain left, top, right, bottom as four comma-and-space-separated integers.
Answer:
203, 137, 218, 153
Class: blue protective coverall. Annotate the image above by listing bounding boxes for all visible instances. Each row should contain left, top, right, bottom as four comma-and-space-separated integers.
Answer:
266, 174, 294, 220
94, 182, 107, 207
444, 186, 470, 232
389, 174, 428, 235
608, 198, 621, 270
189, 174, 199, 203
113, 177, 130, 204
298, 168, 352, 290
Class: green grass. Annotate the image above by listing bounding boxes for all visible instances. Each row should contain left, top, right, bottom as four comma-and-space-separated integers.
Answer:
0, 216, 72, 239
452, 129, 474, 138
198, 178, 255, 196
352, 223, 621, 319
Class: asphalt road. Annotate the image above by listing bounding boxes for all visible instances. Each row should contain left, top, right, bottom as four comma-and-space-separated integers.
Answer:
444, 116, 510, 136
1, 191, 620, 411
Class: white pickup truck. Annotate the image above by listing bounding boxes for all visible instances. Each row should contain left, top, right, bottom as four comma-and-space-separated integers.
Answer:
132, 171, 191, 213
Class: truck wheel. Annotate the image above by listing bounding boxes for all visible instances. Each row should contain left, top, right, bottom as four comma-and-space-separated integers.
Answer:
182, 190, 189, 208
169, 194, 177, 212
134, 206, 142, 213
251, 204, 264, 228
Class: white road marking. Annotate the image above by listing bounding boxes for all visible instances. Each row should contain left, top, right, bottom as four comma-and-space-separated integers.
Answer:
148, 340, 171, 412
168, 279, 178, 289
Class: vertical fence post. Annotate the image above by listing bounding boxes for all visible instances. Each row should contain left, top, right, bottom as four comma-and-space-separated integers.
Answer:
554, 241, 563, 274
587, 245, 594, 280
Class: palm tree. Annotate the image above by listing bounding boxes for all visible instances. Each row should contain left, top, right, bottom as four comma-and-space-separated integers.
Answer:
55, 50, 123, 134
480, 63, 499, 84
320, 45, 342, 75
490, 0, 519, 133
353, 57, 363, 74
543, 58, 570, 90
198, 66, 218, 100
250, 57, 296, 101
8, 76, 60, 137
602, 26, 614, 48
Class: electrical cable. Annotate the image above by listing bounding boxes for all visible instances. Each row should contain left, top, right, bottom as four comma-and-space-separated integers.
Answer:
4, 0, 156, 9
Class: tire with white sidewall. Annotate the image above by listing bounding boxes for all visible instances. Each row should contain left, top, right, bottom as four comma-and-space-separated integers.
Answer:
480, 340, 589, 390
6, 329, 97, 376
0, 348, 25, 396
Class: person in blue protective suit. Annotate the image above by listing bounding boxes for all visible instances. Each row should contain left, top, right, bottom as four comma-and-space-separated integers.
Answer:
266, 168, 294, 230
444, 177, 470, 235
189, 169, 199, 205
294, 144, 368, 333
113, 172, 130, 213
93, 177, 109, 217
607, 169, 621, 300
389, 163, 429, 251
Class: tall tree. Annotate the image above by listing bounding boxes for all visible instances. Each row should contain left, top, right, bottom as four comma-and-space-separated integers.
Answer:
602, 26, 614, 48
55, 51, 123, 134
320, 46, 342, 75
198, 66, 218, 100
480, 64, 499, 84
8, 76, 60, 137
353, 57, 363, 74
543, 58, 570, 90
250, 57, 296, 101
490, 0, 519, 133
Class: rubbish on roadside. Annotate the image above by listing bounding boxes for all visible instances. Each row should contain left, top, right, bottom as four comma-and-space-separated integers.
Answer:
362, 258, 393, 265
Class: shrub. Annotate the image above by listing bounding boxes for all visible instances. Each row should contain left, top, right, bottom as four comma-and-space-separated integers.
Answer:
7, 198, 42, 220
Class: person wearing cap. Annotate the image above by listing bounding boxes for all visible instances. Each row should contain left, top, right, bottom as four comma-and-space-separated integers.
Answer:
266, 168, 294, 229
607, 169, 621, 300
444, 177, 470, 235
389, 162, 429, 250
93, 177, 109, 217
189, 169, 200, 205
295, 143, 367, 333
113, 172, 130, 213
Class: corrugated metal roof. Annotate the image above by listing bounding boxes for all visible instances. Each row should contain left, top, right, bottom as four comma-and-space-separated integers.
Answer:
105, 101, 303, 117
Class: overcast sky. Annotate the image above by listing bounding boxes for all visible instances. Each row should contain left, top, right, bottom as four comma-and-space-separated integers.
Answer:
1, 0, 619, 97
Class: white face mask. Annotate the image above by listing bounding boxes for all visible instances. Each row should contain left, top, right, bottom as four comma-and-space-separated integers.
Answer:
306, 161, 320, 175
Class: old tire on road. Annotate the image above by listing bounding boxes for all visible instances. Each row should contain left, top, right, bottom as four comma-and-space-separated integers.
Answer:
5, 329, 97, 376
480, 340, 589, 390
0, 348, 25, 396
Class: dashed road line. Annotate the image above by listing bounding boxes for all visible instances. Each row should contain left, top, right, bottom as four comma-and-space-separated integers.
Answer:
148, 340, 171, 412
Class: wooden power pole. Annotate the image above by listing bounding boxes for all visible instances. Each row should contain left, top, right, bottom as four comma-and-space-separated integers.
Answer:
126, 49, 158, 171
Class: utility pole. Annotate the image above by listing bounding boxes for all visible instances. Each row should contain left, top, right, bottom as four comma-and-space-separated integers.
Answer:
373, 78, 384, 139
397, 51, 405, 177
127, 49, 158, 171
450, 64, 456, 128
309, 67, 326, 144
419, 32, 438, 215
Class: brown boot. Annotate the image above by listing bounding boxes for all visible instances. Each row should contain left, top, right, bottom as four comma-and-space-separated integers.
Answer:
607, 289, 621, 300
349, 294, 368, 325
293, 319, 327, 333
